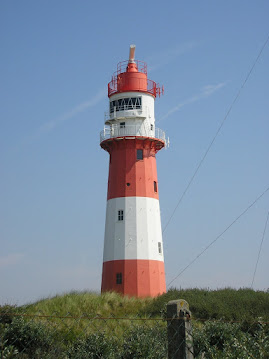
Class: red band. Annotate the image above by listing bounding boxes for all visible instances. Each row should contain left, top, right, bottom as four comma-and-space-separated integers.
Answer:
101, 138, 163, 200
101, 259, 166, 297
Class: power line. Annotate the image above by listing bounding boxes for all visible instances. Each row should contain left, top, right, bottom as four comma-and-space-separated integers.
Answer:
163, 34, 269, 234
251, 210, 269, 289
167, 186, 269, 287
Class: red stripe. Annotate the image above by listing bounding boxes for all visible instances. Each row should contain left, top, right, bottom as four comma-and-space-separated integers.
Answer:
101, 138, 163, 200
101, 259, 166, 297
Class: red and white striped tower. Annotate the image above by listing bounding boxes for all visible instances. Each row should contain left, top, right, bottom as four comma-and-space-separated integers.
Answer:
100, 45, 167, 297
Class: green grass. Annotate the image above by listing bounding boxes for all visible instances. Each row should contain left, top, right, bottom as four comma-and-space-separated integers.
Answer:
144, 287, 269, 321
19, 291, 156, 338
20, 287, 269, 322
23, 291, 153, 318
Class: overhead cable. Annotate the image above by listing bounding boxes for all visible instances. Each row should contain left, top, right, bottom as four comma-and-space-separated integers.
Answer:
163, 34, 269, 234
251, 210, 269, 288
167, 186, 269, 287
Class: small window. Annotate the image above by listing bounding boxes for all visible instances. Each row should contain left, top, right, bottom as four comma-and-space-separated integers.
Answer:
158, 242, 162, 254
154, 181, 158, 192
137, 149, 143, 160
151, 124, 153, 131
116, 273, 122, 284
120, 122, 125, 128
126, 183, 130, 186
118, 210, 124, 221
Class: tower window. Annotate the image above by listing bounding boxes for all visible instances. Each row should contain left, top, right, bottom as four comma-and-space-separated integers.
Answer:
137, 149, 143, 160
110, 97, 142, 113
151, 124, 153, 131
118, 210, 124, 221
154, 181, 158, 192
116, 273, 122, 284
158, 242, 162, 254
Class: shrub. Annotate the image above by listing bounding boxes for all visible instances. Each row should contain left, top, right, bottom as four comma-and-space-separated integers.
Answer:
193, 320, 269, 359
0, 341, 19, 359
0, 305, 19, 325
3, 317, 54, 357
66, 332, 119, 359
121, 325, 167, 359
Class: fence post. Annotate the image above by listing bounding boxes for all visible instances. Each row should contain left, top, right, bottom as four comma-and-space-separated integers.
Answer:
167, 299, 193, 359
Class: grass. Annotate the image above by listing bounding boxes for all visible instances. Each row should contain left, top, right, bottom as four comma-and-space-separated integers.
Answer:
19, 291, 157, 338
23, 291, 153, 318
145, 287, 269, 321
19, 287, 269, 322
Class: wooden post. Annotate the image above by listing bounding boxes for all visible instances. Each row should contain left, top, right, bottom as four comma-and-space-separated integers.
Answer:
167, 299, 193, 359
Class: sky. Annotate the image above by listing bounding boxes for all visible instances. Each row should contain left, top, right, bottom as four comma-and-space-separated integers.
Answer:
1, 1, 268, 305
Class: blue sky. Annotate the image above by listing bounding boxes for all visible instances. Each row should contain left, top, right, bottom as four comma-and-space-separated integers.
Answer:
1, 1, 268, 305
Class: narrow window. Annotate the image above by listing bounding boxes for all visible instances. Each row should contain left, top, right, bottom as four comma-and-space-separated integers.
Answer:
116, 273, 122, 284
158, 242, 162, 254
151, 124, 153, 131
120, 122, 125, 128
154, 181, 157, 192
118, 210, 124, 221
137, 149, 143, 160
120, 99, 125, 111
118, 99, 124, 111
127, 98, 132, 109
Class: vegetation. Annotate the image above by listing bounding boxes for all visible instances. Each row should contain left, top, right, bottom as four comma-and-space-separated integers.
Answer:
193, 320, 269, 358
21, 287, 269, 321
145, 287, 269, 321
23, 290, 152, 318
0, 288, 268, 358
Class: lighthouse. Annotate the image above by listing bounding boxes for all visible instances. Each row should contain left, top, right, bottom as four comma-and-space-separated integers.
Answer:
100, 45, 167, 297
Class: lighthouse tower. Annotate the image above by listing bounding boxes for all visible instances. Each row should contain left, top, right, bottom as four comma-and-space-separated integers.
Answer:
100, 45, 167, 297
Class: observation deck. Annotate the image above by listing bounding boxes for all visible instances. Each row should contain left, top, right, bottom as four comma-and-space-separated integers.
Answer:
100, 124, 167, 152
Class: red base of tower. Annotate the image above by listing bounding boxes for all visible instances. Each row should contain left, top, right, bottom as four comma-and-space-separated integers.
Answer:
101, 259, 166, 297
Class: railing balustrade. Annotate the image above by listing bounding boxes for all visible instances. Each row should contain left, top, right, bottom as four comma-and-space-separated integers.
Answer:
100, 124, 166, 146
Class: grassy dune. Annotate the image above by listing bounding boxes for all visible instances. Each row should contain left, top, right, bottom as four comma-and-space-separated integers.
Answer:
23, 291, 153, 318
22, 287, 269, 322
145, 287, 269, 321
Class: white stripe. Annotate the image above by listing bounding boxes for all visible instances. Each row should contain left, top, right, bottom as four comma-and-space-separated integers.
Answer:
103, 197, 164, 262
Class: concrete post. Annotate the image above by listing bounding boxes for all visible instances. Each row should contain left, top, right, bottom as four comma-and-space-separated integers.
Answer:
167, 299, 193, 359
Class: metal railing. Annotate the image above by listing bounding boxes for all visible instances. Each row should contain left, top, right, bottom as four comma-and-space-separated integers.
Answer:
104, 110, 146, 123
108, 77, 160, 97
100, 124, 167, 146
107, 60, 163, 97
116, 60, 147, 76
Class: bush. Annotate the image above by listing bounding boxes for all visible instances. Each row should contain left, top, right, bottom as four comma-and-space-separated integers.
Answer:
0, 305, 19, 325
121, 325, 167, 359
193, 320, 269, 359
0, 341, 19, 359
3, 317, 54, 357
66, 332, 119, 359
